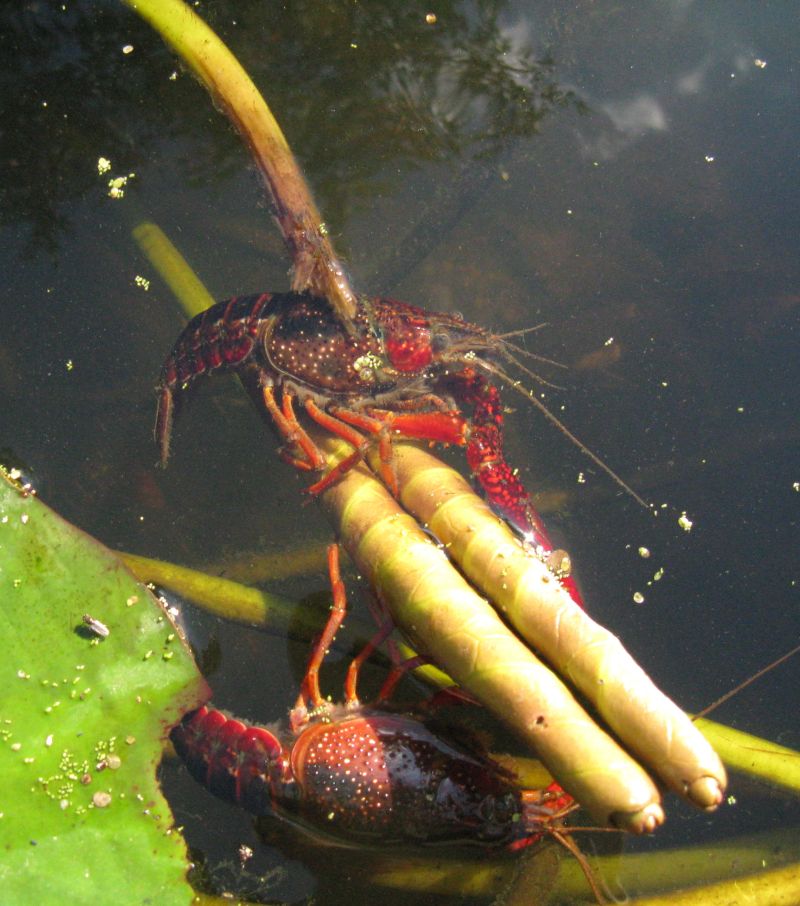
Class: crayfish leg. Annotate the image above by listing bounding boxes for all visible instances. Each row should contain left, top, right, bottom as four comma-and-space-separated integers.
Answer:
304, 404, 470, 498
304, 402, 399, 496
261, 386, 326, 472
342, 613, 402, 705
293, 543, 349, 726
371, 408, 469, 447
512, 786, 612, 905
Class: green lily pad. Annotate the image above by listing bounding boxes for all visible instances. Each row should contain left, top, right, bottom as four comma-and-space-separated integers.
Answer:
0, 472, 209, 903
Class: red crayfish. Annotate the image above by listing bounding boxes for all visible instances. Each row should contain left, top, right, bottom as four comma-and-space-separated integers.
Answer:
156, 291, 641, 609
171, 545, 608, 899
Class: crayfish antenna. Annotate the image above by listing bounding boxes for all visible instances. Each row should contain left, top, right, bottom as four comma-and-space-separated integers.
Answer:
477, 358, 652, 511
515, 791, 619, 906
694, 641, 800, 720
498, 345, 567, 390
496, 323, 549, 339
496, 326, 569, 373
550, 829, 615, 906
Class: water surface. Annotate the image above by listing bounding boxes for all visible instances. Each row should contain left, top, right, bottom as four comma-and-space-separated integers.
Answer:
1, 1, 798, 902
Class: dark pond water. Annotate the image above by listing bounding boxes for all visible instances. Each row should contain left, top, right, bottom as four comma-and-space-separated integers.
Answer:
2, 1, 798, 903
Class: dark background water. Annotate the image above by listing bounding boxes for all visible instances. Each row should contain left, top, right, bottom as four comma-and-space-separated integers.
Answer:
1, 1, 798, 903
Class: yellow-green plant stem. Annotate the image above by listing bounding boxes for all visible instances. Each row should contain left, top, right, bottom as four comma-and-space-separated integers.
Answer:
366, 828, 800, 901
201, 541, 330, 585
120, 547, 372, 653
124, 0, 357, 326
625, 860, 800, 906
120, 550, 292, 628
693, 717, 800, 795
132, 222, 215, 318
494, 754, 556, 790
120, 548, 453, 691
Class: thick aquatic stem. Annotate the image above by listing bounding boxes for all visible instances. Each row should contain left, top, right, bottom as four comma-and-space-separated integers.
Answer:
366, 828, 800, 900
625, 861, 800, 905
317, 436, 663, 831
390, 443, 727, 812
119, 549, 453, 690
692, 717, 800, 795
123, 0, 358, 327
119, 551, 294, 629
132, 222, 216, 318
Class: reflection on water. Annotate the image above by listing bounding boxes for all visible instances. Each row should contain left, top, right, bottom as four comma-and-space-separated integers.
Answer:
2, 0, 798, 902
1, 0, 580, 249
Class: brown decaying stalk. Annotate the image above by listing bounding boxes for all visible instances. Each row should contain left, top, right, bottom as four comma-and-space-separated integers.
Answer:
125, 0, 358, 327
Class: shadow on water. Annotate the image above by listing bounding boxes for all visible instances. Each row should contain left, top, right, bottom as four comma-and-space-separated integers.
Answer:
2, 0, 799, 903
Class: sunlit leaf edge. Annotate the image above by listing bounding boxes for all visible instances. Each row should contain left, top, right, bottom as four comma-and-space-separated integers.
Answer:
0, 473, 209, 903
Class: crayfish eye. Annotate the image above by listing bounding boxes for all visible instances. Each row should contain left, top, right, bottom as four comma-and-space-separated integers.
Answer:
385, 323, 433, 372
431, 331, 452, 354
493, 792, 519, 824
